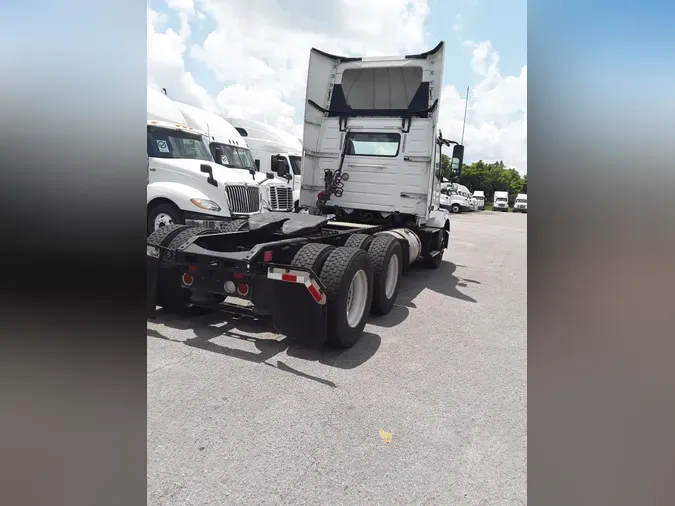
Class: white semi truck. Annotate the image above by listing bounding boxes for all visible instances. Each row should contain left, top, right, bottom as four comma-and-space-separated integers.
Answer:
473, 190, 485, 210
440, 183, 472, 213
226, 118, 303, 211
513, 193, 527, 213
173, 102, 294, 213
147, 41, 465, 349
146, 88, 262, 234
493, 190, 509, 211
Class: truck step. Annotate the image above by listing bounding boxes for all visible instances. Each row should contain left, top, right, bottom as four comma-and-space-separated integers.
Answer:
427, 250, 442, 258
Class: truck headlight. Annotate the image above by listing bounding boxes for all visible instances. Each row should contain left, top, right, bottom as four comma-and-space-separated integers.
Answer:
190, 198, 221, 212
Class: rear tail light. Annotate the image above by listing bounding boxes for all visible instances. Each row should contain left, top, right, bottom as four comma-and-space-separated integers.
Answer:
182, 273, 194, 286
237, 283, 249, 296
263, 250, 273, 262
224, 281, 236, 294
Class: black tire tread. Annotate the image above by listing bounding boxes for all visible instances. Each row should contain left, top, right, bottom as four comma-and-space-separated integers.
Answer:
291, 243, 335, 274
219, 219, 249, 233
344, 233, 374, 250
320, 247, 373, 348
368, 235, 402, 315
147, 224, 191, 247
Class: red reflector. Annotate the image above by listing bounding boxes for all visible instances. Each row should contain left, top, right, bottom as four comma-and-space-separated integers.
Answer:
263, 250, 273, 262
317, 191, 326, 200
237, 283, 249, 296
281, 273, 297, 282
233, 272, 244, 279
188, 265, 197, 272
307, 283, 322, 303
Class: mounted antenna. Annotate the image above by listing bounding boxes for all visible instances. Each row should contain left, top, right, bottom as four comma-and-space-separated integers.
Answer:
461, 86, 469, 145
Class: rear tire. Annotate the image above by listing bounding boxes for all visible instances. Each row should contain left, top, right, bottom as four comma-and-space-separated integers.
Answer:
367, 235, 403, 315
152, 226, 214, 312
451, 203, 461, 214
148, 202, 184, 235
320, 247, 373, 349
344, 233, 374, 250
291, 243, 335, 275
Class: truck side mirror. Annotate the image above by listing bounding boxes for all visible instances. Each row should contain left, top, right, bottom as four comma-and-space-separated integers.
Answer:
254, 159, 260, 171
274, 157, 288, 177
451, 144, 464, 180
200, 164, 217, 187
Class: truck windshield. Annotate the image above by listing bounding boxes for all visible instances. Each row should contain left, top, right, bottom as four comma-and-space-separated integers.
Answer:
289, 155, 302, 175
496, 198, 507, 202
147, 126, 213, 161
211, 143, 256, 170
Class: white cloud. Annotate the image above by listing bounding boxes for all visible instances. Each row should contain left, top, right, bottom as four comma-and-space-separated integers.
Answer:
146, 1, 527, 173
147, 6, 214, 110
440, 40, 527, 173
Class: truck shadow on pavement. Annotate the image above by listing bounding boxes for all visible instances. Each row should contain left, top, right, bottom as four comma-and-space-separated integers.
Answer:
148, 308, 382, 388
367, 261, 479, 329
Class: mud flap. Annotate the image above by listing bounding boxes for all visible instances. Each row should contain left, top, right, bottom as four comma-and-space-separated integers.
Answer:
252, 277, 328, 345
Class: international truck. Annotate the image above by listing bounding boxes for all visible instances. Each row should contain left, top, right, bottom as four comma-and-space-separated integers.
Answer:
147, 41, 465, 349
440, 183, 471, 213
493, 191, 509, 212
226, 118, 303, 211
146, 88, 262, 234
173, 101, 294, 213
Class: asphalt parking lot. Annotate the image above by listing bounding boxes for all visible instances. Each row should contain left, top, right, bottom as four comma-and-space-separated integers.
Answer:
147, 211, 527, 505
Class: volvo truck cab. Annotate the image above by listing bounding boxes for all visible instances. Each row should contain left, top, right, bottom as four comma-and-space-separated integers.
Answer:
146, 88, 262, 234
173, 102, 294, 213
226, 118, 303, 211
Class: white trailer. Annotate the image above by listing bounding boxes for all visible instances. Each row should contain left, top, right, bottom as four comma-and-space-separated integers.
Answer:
226, 118, 303, 211
146, 88, 262, 234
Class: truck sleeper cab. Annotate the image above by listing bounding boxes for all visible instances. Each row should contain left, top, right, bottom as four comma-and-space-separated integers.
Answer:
147, 42, 464, 350
226, 118, 303, 211
174, 101, 294, 213
146, 88, 262, 234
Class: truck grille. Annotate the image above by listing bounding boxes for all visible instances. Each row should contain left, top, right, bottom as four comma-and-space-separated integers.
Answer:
225, 185, 260, 214
268, 185, 293, 211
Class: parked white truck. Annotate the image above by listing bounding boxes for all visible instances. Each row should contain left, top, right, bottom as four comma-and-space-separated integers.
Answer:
513, 193, 527, 213
226, 118, 303, 211
146, 87, 262, 233
473, 190, 485, 210
147, 41, 465, 349
493, 190, 509, 212
173, 102, 294, 213
440, 182, 471, 213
